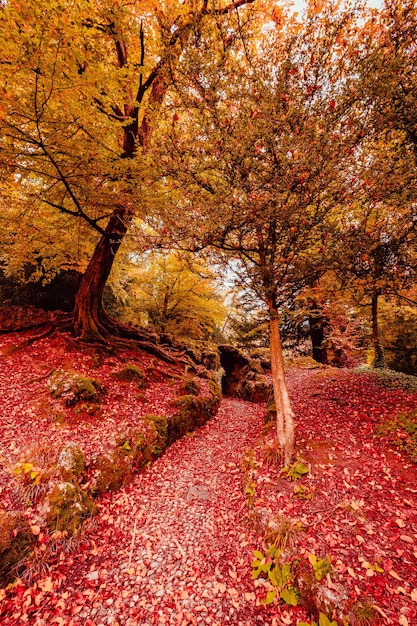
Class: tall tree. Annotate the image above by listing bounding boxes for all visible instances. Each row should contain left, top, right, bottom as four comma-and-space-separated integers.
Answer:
155, 0, 368, 463
0, 0, 255, 341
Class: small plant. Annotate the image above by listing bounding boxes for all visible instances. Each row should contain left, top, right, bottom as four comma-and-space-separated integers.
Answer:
251, 544, 299, 606
282, 460, 310, 481
12, 449, 55, 505
262, 439, 282, 466
293, 484, 315, 500
13, 462, 42, 485
350, 598, 381, 625
265, 515, 306, 551
0, 512, 34, 586
297, 613, 338, 626
308, 553, 332, 581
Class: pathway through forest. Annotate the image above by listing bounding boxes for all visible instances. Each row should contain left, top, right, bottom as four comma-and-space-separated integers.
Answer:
2, 367, 417, 626
4, 397, 269, 626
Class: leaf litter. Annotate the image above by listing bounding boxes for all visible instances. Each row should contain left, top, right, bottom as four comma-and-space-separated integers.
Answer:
0, 332, 416, 625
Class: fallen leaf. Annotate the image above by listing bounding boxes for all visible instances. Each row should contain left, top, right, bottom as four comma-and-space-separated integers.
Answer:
389, 570, 402, 581
38, 577, 53, 593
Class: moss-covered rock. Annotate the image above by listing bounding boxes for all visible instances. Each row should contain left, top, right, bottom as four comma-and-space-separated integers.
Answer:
57, 442, 85, 480
115, 430, 154, 469
92, 451, 134, 495
179, 378, 201, 396
249, 348, 271, 371
48, 370, 102, 406
200, 348, 220, 371
112, 364, 148, 389
171, 392, 220, 431
0, 512, 33, 586
47, 482, 97, 534
242, 373, 269, 403
143, 414, 169, 456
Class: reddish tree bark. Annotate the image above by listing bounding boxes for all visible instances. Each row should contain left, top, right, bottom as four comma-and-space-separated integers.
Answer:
73, 208, 130, 340
268, 300, 295, 466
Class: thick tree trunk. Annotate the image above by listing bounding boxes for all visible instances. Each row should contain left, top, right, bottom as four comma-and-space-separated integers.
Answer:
268, 302, 295, 466
73, 208, 130, 340
371, 292, 386, 368
308, 301, 328, 364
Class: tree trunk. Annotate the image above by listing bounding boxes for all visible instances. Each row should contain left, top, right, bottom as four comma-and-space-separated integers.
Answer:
308, 301, 328, 364
73, 208, 130, 340
268, 301, 295, 466
371, 292, 386, 368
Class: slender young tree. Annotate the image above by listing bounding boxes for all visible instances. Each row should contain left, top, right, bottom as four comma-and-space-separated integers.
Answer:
155, 0, 369, 463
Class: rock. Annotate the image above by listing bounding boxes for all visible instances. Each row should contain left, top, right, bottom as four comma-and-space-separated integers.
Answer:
85, 570, 99, 581
47, 482, 97, 534
57, 442, 85, 479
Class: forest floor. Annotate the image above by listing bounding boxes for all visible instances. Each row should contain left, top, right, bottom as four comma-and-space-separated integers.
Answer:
0, 331, 417, 626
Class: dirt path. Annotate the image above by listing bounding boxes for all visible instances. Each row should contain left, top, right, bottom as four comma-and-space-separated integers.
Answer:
2, 398, 268, 626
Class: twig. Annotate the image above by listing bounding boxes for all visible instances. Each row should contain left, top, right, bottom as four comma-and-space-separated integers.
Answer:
127, 518, 138, 569
171, 535, 186, 558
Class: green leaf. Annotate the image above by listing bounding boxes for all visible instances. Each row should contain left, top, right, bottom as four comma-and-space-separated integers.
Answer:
265, 589, 277, 604
318, 613, 337, 626
280, 587, 298, 606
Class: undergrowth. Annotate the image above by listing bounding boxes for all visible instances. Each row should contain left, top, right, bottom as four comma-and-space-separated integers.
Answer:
376, 409, 417, 462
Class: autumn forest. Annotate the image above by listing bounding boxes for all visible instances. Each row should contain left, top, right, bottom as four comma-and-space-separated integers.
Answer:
0, 0, 416, 625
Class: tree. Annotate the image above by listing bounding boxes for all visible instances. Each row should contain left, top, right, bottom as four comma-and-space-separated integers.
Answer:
0, 0, 255, 342
107, 251, 227, 340
155, 0, 369, 463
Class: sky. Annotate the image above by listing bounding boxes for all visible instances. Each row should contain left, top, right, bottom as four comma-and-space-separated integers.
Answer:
292, 0, 383, 11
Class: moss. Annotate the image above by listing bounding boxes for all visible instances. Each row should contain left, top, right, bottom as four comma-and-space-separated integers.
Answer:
112, 364, 148, 389
0, 512, 33, 586
201, 348, 220, 371
57, 442, 85, 480
115, 429, 154, 469
143, 414, 169, 456
179, 378, 201, 396
171, 392, 220, 431
92, 452, 134, 495
47, 482, 97, 533
48, 370, 102, 406
242, 373, 269, 402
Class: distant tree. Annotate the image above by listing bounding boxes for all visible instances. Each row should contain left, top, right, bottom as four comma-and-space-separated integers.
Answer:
119, 252, 227, 340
